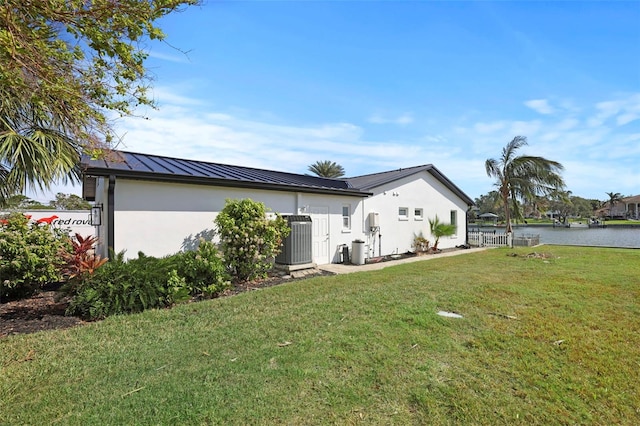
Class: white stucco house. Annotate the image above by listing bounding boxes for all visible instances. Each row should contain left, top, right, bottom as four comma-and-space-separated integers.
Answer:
81, 151, 474, 265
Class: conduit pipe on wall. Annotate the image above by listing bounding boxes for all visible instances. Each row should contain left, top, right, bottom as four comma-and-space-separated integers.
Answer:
107, 175, 116, 256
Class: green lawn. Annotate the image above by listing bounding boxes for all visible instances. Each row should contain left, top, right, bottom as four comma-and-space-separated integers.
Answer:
600, 219, 640, 225
2, 246, 639, 425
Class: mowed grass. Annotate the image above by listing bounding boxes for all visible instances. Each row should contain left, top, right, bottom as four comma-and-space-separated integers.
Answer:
1, 246, 639, 425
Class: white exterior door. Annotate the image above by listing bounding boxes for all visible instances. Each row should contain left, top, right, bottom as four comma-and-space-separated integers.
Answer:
310, 206, 330, 264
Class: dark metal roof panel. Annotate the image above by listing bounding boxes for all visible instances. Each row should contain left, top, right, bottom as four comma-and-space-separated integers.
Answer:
82, 151, 472, 204
81, 151, 369, 196
346, 165, 433, 190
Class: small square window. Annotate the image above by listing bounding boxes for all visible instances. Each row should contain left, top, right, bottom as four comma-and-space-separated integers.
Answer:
414, 208, 424, 220
398, 207, 409, 220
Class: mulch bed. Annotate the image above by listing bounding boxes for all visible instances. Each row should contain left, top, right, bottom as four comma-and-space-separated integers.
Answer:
0, 269, 333, 339
0, 291, 86, 338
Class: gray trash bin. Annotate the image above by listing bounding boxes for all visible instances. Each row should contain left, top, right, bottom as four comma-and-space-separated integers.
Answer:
352, 239, 365, 265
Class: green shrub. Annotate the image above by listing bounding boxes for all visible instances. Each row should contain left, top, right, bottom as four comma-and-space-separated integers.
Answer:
0, 213, 69, 301
66, 251, 180, 320
172, 239, 230, 297
215, 199, 290, 282
165, 270, 191, 303
66, 244, 230, 320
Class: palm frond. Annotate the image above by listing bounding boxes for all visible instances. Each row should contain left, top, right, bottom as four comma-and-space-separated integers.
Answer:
307, 160, 345, 178
0, 125, 81, 194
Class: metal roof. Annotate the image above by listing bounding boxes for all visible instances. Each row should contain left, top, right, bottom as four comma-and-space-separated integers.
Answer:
81, 151, 473, 204
81, 151, 370, 197
345, 165, 432, 190
346, 164, 474, 205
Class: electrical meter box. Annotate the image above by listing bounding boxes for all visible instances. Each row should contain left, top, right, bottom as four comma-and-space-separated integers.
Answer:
368, 212, 380, 228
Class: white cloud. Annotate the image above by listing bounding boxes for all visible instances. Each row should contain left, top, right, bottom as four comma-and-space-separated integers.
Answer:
555, 118, 579, 131
367, 113, 414, 125
422, 134, 449, 144
474, 121, 506, 134
115, 107, 427, 177
617, 113, 639, 126
147, 50, 192, 64
149, 88, 206, 107
588, 100, 620, 127
508, 120, 542, 137
587, 93, 640, 127
29, 89, 640, 203
524, 99, 555, 115
446, 92, 640, 199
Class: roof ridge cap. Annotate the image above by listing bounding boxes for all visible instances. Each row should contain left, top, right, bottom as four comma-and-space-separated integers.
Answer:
347, 164, 432, 179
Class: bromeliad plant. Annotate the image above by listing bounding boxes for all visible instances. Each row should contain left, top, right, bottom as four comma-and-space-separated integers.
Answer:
59, 233, 108, 294
60, 234, 108, 278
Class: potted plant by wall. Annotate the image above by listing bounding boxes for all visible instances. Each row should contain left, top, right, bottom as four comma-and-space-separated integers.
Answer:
412, 232, 430, 255
428, 215, 456, 252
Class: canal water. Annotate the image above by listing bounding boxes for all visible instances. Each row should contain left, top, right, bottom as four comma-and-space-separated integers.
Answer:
474, 226, 640, 248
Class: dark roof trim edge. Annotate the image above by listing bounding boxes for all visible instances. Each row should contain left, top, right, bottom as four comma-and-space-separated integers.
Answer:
84, 169, 372, 198
426, 166, 475, 206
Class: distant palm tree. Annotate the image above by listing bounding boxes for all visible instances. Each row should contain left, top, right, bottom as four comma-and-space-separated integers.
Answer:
307, 160, 345, 178
605, 192, 623, 219
523, 194, 547, 220
474, 190, 502, 217
485, 136, 565, 233
590, 199, 604, 213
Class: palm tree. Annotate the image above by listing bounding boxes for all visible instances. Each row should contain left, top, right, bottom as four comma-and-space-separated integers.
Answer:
522, 193, 551, 220
485, 136, 565, 233
605, 192, 623, 219
590, 199, 604, 213
474, 191, 502, 217
428, 215, 457, 251
307, 160, 345, 178
549, 189, 573, 226
0, 99, 82, 203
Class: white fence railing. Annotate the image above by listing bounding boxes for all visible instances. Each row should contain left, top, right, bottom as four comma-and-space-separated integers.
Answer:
468, 231, 512, 247
468, 231, 541, 248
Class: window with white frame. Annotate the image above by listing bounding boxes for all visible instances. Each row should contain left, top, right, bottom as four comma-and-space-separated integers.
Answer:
450, 210, 458, 235
414, 208, 424, 220
398, 207, 409, 220
342, 205, 351, 230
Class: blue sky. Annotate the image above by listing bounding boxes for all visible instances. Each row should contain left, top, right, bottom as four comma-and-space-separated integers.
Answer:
35, 1, 640, 202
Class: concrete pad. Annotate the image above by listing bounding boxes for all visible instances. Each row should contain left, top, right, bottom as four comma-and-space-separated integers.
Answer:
274, 262, 317, 273
318, 247, 490, 274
